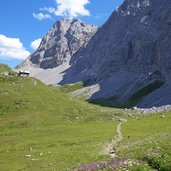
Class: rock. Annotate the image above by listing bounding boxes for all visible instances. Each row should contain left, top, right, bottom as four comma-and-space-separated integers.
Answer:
134, 105, 171, 113
109, 150, 115, 154
25, 154, 31, 158
17, 19, 97, 69
133, 107, 138, 110
119, 118, 127, 122
39, 153, 43, 156
29, 147, 32, 151
31, 158, 38, 161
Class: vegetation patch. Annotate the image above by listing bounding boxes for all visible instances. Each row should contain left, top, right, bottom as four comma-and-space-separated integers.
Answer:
0, 64, 16, 75
0, 64, 12, 73
89, 96, 118, 108
116, 112, 171, 170
89, 81, 164, 109
130, 81, 164, 101
120, 80, 164, 108
60, 82, 84, 93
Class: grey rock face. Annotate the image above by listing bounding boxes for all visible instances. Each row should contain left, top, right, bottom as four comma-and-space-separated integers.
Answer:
60, 0, 171, 107
17, 0, 171, 108
17, 19, 97, 69
67, 0, 171, 80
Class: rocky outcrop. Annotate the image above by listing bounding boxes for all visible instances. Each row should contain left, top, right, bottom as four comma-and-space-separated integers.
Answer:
17, 18, 97, 69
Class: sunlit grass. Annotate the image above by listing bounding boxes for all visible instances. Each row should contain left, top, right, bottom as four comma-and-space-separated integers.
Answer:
0, 64, 171, 170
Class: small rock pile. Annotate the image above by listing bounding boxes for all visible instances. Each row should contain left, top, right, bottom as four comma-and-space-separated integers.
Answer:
126, 105, 171, 114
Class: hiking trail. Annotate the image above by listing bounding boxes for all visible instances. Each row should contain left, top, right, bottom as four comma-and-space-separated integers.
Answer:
105, 120, 126, 157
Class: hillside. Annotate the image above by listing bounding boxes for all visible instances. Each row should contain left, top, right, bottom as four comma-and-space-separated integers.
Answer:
0, 64, 116, 125
0, 64, 12, 72
0, 64, 120, 170
0, 64, 171, 170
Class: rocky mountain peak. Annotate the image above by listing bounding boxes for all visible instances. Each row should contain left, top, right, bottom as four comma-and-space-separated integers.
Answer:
18, 18, 97, 69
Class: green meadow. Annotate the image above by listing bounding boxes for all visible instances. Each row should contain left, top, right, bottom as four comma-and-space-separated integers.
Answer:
0, 64, 171, 170
118, 113, 171, 170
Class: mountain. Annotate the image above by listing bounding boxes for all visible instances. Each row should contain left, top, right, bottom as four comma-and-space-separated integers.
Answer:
17, 0, 171, 108
16, 18, 97, 85
17, 18, 97, 69
67, 0, 171, 80
60, 0, 171, 107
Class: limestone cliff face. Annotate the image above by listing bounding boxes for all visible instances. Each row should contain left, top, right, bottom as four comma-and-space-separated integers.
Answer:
17, 19, 97, 69
68, 0, 171, 81
61, 0, 171, 107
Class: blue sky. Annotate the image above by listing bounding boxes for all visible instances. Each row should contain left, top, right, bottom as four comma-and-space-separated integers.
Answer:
0, 0, 124, 68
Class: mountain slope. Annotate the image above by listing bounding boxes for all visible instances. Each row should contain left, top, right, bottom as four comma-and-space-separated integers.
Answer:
67, 0, 171, 78
60, 0, 171, 107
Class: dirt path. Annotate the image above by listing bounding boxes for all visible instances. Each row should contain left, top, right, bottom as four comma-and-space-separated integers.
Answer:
105, 121, 124, 157
117, 122, 123, 142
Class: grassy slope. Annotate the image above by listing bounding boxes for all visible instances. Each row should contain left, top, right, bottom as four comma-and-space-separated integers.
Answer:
0, 64, 12, 73
0, 64, 171, 170
0, 65, 120, 170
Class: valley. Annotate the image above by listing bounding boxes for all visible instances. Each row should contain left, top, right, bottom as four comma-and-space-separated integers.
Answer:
0, 64, 170, 170
1, 0, 171, 170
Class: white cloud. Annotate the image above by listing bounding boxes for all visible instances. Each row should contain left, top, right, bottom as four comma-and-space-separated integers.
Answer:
54, 0, 90, 18
33, 13, 52, 20
31, 38, 42, 50
40, 7, 56, 14
38, 0, 90, 19
0, 34, 30, 60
